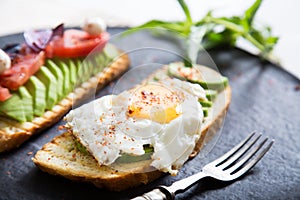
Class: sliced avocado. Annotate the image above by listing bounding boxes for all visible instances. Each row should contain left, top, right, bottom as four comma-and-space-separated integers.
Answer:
102, 52, 109, 67
203, 107, 209, 117
153, 76, 160, 82
0, 93, 26, 122
18, 86, 34, 121
67, 58, 80, 86
46, 59, 64, 100
94, 53, 106, 74
199, 100, 212, 107
205, 89, 217, 101
78, 59, 94, 83
74, 139, 89, 155
191, 76, 228, 92
168, 62, 228, 91
54, 59, 72, 95
67, 59, 77, 87
25, 76, 46, 116
104, 43, 119, 61
103, 52, 109, 64
35, 66, 58, 110
115, 152, 152, 163
88, 56, 97, 77
87, 59, 96, 78
85, 59, 94, 81
77, 58, 92, 84
75, 59, 84, 85
113, 144, 153, 163
81, 60, 91, 82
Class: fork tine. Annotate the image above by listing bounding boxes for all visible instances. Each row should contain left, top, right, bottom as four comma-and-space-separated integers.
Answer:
231, 140, 274, 178
226, 137, 268, 174
211, 132, 256, 166
218, 133, 262, 169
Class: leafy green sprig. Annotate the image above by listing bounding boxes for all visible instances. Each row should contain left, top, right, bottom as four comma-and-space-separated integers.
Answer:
126, 0, 278, 65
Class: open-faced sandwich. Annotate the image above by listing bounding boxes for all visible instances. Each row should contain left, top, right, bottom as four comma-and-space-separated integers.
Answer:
0, 18, 130, 152
32, 62, 231, 191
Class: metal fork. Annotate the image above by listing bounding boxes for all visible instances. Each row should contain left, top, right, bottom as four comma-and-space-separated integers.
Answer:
131, 132, 274, 200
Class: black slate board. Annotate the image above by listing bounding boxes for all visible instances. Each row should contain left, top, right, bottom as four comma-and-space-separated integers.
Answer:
0, 28, 300, 200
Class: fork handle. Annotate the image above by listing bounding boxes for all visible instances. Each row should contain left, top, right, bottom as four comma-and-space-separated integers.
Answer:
165, 171, 207, 194
130, 171, 207, 200
130, 187, 174, 200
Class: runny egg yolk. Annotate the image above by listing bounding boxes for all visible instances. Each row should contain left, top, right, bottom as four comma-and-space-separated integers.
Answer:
127, 84, 181, 123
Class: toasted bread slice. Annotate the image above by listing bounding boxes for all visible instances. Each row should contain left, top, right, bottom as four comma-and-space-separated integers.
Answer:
0, 50, 130, 153
32, 66, 231, 191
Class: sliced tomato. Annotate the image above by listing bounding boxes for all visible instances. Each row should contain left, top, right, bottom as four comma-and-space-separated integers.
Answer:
45, 30, 109, 58
0, 86, 12, 102
0, 51, 45, 90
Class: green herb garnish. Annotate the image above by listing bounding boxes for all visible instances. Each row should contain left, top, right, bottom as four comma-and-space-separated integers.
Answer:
126, 0, 278, 64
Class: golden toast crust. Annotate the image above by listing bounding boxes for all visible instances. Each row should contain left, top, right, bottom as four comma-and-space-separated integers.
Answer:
33, 130, 164, 191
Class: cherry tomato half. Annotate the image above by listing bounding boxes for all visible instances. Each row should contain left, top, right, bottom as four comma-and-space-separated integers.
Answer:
0, 51, 45, 90
46, 30, 109, 58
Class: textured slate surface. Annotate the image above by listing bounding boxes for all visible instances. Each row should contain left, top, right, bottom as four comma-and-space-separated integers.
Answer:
0, 28, 300, 200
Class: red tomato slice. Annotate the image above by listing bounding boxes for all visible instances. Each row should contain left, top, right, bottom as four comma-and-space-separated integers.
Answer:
0, 51, 45, 90
46, 30, 109, 58
0, 86, 12, 102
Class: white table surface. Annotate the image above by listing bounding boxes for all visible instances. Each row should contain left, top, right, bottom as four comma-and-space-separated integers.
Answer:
1, 0, 299, 79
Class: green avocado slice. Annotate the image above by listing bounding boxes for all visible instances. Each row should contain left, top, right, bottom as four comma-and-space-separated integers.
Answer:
168, 62, 228, 91
87, 60, 95, 78
104, 43, 119, 61
25, 76, 46, 116
81, 60, 91, 82
199, 99, 213, 107
17, 86, 34, 121
86, 58, 96, 77
202, 107, 209, 117
67, 59, 77, 87
0, 93, 26, 122
115, 152, 153, 163
90, 55, 101, 76
46, 60, 64, 101
205, 89, 217, 101
35, 66, 58, 110
74, 138, 154, 164
54, 60, 72, 95
115, 145, 154, 163
94, 53, 106, 74
71, 58, 89, 86
75, 59, 85, 85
